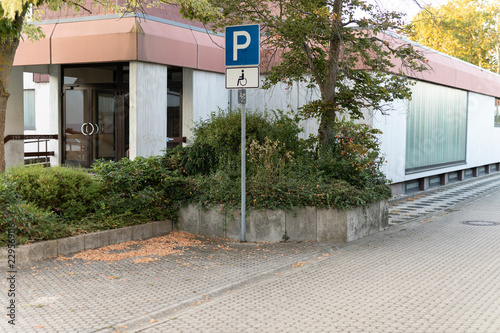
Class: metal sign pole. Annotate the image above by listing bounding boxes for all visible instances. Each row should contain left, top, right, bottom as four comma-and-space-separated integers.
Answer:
239, 89, 246, 242
225, 24, 259, 243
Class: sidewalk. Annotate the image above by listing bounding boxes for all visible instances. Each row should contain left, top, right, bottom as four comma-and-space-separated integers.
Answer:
389, 171, 500, 224
1, 174, 500, 332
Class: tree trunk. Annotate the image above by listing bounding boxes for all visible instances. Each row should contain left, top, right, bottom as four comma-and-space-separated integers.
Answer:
0, 18, 23, 172
318, 0, 343, 146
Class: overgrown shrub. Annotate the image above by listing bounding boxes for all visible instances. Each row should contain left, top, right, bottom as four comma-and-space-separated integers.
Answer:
91, 156, 190, 221
316, 120, 388, 187
0, 174, 59, 245
185, 108, 304, 175
7, 165, 102, 221
1, 108, 392, 247
187, 112, 391, 211
167, 143, 218, 176
247, 138, 294, 183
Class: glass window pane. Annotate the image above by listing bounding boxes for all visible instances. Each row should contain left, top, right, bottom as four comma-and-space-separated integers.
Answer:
24, 90, 36, 130
406, 81, 467, 172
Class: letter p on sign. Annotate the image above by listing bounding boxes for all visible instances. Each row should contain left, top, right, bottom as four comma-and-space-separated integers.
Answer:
233, 31, 251, 61
225, 24, 260, 67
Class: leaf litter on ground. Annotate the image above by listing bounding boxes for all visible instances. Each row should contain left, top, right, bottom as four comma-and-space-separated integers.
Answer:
57, 231, 210, 263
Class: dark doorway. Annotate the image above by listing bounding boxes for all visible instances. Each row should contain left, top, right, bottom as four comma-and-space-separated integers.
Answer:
167, 67, 183, 149
62, 64, 129, 167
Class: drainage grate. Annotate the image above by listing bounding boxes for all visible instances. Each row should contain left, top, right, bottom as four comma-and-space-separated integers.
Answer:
462, 221, 500, 227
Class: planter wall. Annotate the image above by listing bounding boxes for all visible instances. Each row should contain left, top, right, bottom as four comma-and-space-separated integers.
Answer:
0, 220, 173, 263
178, 201, 388, 242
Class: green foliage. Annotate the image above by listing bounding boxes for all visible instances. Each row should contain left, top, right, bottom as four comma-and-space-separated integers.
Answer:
167, 143, 218, 176
179, 108, 304, 175
406, 0, 500, 73
0, 109, 392, 247
0, 173, 59, 245
248, 137, 293, 182
178, 0, 428, 143
7, 165, 102, 221
91, 156, 190, 221
179, 109, 391, 211
316, 120, 388, 188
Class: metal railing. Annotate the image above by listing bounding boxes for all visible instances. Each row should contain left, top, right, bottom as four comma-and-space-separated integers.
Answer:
4, 134, 58, 166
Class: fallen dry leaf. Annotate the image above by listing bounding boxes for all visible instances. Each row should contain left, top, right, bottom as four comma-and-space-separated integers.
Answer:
57, 231, 208, 263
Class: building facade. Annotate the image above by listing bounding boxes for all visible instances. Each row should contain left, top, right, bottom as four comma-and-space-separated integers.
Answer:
9, 4, 228, 168
6, 4, 500, 195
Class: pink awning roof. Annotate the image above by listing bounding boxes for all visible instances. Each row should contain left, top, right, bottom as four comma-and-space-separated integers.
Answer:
14, 17, 224, 73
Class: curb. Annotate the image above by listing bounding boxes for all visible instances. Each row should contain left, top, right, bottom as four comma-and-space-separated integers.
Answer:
0, 220, 173, 263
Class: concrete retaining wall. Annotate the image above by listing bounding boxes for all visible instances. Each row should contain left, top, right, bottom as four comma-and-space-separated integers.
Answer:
178, 201, 388, 242
0, 220, 172, 263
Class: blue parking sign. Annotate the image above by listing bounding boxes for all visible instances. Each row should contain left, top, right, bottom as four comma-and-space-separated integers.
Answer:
225, 24, 260, 67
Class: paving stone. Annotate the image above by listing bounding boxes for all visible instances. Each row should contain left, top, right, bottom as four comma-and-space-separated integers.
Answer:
1, 174, 500, 333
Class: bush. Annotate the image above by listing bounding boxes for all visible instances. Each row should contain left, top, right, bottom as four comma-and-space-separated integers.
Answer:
0, 174, 59, 245
0, 109, 392, 246
185, 111, 392, 212
186, 108, 304, 175
91, 156, 190, 221
316, 120, 388, 187
166, 143, 218, 176
6, 165, 102, 221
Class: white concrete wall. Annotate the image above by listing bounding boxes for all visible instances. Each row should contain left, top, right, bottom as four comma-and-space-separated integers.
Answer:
5, 67, 24, 169
182, 69, 227, 143
374, 89, 500, 185
373, 99, 408, 184
23, 65, 61, 166
465, 92, 500, 166
129, 61, 168, 158
243, 79, 321, 139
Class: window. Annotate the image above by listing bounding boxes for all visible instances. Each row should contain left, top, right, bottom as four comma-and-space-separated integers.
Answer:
24, 89, 35, 130
406, 81, 467, 173
495, 99, 500, 127
167, 67, 182, 149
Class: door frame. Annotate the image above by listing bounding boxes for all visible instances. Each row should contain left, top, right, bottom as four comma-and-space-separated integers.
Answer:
61, 63, 129, 167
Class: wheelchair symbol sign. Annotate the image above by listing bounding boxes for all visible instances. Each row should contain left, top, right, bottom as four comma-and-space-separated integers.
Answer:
225, 67, 259, 89
237, 70, 247, 87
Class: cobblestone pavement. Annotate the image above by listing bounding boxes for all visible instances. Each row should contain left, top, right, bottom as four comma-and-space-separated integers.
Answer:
137, 188, 500, 333
1, 175, 500, 333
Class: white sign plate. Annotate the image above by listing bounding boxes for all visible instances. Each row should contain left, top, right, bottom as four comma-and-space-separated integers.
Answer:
225, 67, 260, 89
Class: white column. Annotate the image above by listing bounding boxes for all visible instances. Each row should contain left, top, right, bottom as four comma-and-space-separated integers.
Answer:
182, 68, 194, 144
5, 66, 24, 169
129, 61, 168, 159
48, 65, 61, 166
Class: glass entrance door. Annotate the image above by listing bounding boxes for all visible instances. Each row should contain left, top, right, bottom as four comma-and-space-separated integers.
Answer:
64, 88, 91, 167
93, 90, 115, 162
63, 88, 116, 167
